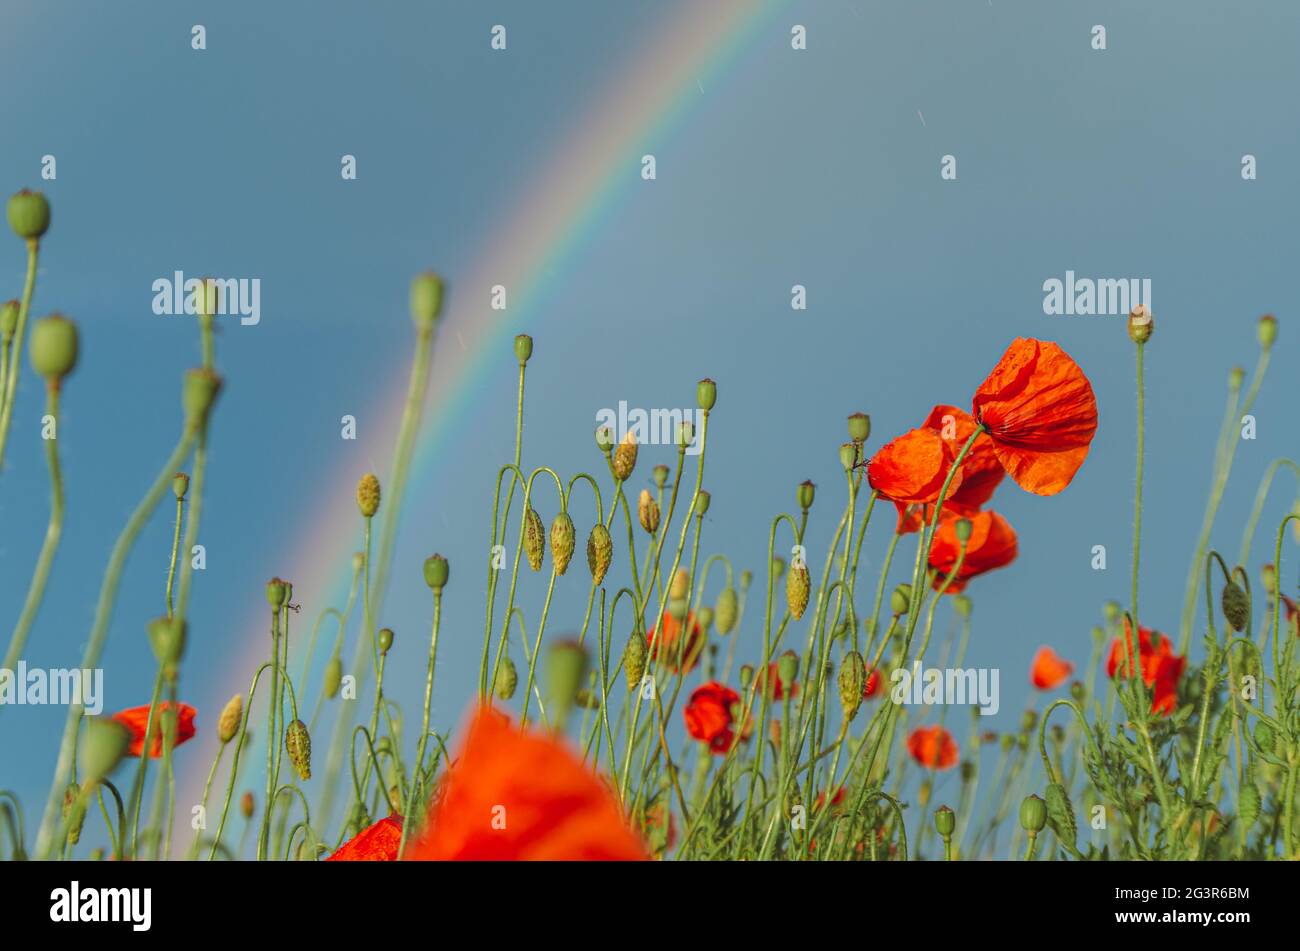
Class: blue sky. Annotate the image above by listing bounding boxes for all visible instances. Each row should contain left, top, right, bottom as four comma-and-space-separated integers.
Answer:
1, 1, 1297, 854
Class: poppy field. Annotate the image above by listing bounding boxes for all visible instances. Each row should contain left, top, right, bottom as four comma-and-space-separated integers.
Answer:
0, 185, 1294, 863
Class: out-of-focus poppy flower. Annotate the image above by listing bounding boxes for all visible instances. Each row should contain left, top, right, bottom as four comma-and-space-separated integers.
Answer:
111, 703, 197, 758
756, 662, 799, 701
971, 338, 1098, 496
1282, 593, 1298, 636
927, 509, 1018, 593
863, 666, 882, 699
867, 428, 964, 510
1030, 647, 1073, 690
647, 610, 704, 673
644, 802, 677, 855
922, 405, 1005, 512
684, 681, 749, 754
327, 814, 403, 861
408, 707, 647, 860
1106, 622, 1185, 716
907, 725, 959, 770
814, 786, 847, 814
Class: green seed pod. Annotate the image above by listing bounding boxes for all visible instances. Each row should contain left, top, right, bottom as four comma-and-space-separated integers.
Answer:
677, 421, 694, 449
410, 272, 444, 332
847, 412, 871, 444
838, 442, 857, 471
285, 720, 312, 781
595, 426, 615, 455
637, 489, 660, 534
495, 654, 518, 700
623, 629, 647, 691
29, 314, 78, 382
934, 805, 955, 838
668, 596, 690, 621
697, 377, 717, 411
890, 583, 913, 616
547, 639, 588, 719
78, 718, 131, 784
586, 523, 612, 585
954, 517, 973, 544
523, 506, 545, 571
1103, 601, 1122, 626
550, 512, 575, 575
240, 791, 255, 820
172, 472, 190, 500
377, 628, 394, 655
1045, 782, 1077, 849
423, 553, 449, 592
1019, 794, 1047, 833
1127, 305, 1154, 344
838, 650, 866, 721
513, 333, 533, 365
786, 564, 810, 620
612, 432, 638, 481
797, 480, 816, 510
1221, 580, 1250, 632
1239, 782, 1262, 828
0, 300, 18, 340
1258, 313, 1277, 350
652, 464, 669, 489
7, 189, 51, 240
218, 694, 243, 745
323, 656, 343, 699
694, 490, 711, 517
181, 368, 222, 430
63, 784, 86, 845
1229, 365, 1246, 390
147, 615, 186, 667
266, 578, 287, 609
714, 587, 738, 635
356, 473, 381, 518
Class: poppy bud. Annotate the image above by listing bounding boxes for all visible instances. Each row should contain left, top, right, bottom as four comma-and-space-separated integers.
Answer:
934, 805, 955, 838
495, 654, 518, 700
670, 569, 691, 601
172, 472, 189, 500
623, 629, 647, 691
1046, 782, 1077, 849
954, 517, 973, 544
677, 421, 694, 449
240, 791, 255, 820
697, 378, 717, 411
78, 718, 131, 784
952, 594, 972, 619
7, 189, 50, 240
423, 553, 449, 592
356, 473, 381, 518
266, 578, 287, 609
1070, 681, 1085, 704
652, 464, 669, 489
694, 490, 711, 516
29, 314, 79, 383
797, 480, 816, 510
786, 563, 810, 620
550, 511, 576, 575
890, 583, 912, 616
513, 333, 533, 365
838, 650, 866, 721
182, 368, 222, 430
839, 442, 857, 471
63, 783, 86, 845
595, 426, 615, 455
638, 489, 661, 534
285, 719, 312, 781
613, 432, 638, 481
847, 413, 871, 444
1221, 579, 1250, 632
0, 300, 17, 340
1261, 563, 1277, 597
147, 615, 186, 667
1020, 709, 1038, 734
523, 506, 545, 571
324, 656, 343, 699
546, 639, 588, 722
1127, 304, 1154, 344
1019, 794, 1047, 833
739, 664, 754, 689
714, 587, 738, 635
218, 694, 243, 745
1258, 313, 1277, 350
409, 272, 444, 332
777, 650, 799, 687
586, 524, 612, 584
377, 628, 394, 655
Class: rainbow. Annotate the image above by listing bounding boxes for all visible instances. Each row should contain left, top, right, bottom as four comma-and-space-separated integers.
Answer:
187, 0, 787, 805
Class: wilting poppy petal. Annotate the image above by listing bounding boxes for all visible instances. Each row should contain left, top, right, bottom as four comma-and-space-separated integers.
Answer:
111, 703, 197, 758
409, 707, 647, 860
327, 814, 403, 861
1030, 647, 1073, 690
646, 610, 704, 673
907, 725, 958, 770
927, 509, 1018, 592
922, 404, 1005, 511
685, 681, 748, 754
971, 338, 1098, 496
1106, 622, 1185, 716
867, 429, 964, 507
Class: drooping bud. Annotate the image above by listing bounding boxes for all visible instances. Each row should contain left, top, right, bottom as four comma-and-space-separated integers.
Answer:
637, 489, 660, 534
182, 368, 222, 430
623, 629, 648, 691
410, 272, 444, 332
495, 654, 518, 700
513, 333, 533, 366
240, 791, 256, 820
838, 650, 867, 721
7, 189, 51, 240
423, 553, 449, 592
697, 378, 717, 411
29, 314, 79, 383
78, 718, 131, 784
523, 506, 545, 571
847, 412, 871, 444
172, 472, 190, 500
1019, 794, 1047, 833
797, 481, 815, 510
670, 569, 691, 601
1258, 313, 1277, 350
323, 656, 343, 699
714, 587, 738, 635
586, 524, 612, 584
1127, 304, 1154, 344
890, 583, 912, 616
356, 473, 381, 518
786, 563, 810, 620
612, 432, 638, 481
934, 805, 955, 838
218, 694, 243, 745
550, 511, 576, 575
1069, 681, 1085, 704
285, 719, 312, 781
1221, 579, 1250, 632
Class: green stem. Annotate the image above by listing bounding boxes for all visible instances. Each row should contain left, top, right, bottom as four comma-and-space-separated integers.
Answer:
0, 240, 40, 471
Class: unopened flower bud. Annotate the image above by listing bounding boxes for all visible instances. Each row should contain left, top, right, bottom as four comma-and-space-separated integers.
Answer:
1020, 709, 1038, 734
1222, 579, 1250, 632
670, 569, 691, 601
550, 511, 576, 575
285, 719, 312, 781
1019, 794, 1047, 833
7, 189, 50, 240
777, 650, 799, 687
623, 629, 647, 691
410, 272, 444, 332
1070, 681, 1085, 704
218, 694, 243, 745
1127, 304, 1153, 344
356, 473, 381, 518
423, 553, 449, 592
586, 524, 612, 584
147, 615, 186, 667
547, 639, 588, 722
30, 314, 78, 383
890, 583, 912, 616
786, 563, 810, 620
739, 664, 754, 689
838, 650, 866, 721
324, 656, 343, 699
714, 587, 738, 634
1258, 313, 1277, 350
0, 300, 18, 340
697, 377, 717, 411
613, 432, 638, 480
638, 489, 661, 534
523, 506, 545, 571
495, 654, 518, 700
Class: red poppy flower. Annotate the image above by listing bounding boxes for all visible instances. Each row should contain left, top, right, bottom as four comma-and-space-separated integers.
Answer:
111, 703, 197, 758
922, 405, 1005, 512
756, 661, 799, 701
684, 681, 748, 754
1030, 647, 1073, 690
327, 814, 403, 861
408, 707, 647, 860
971, 338, 1098, 496
646, 610, 704, 673
907, 725, 958, 770
867, 428, 964, 509
863, 666, 882, 699
927, 509, 1018, 592
1106, 622, 1185, 716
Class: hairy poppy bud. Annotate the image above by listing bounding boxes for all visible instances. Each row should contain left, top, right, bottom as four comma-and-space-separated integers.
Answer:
550, 512, 575, 575
839, 442, 857, 471
410, 272, 444, 332
323, 656, 343, 699
714, 587, 738, 635
286, 720, 312, 781
890, 583, 912, 616
513, 333, 533, 365
1258, 313, 1277, 350
356, 473, 381, 518
523, 506, 545, 571
218, 694, 243, 745
495, 654, 518, 700
586, 524, 612, 584
240, 791, 255, 820
697, 377, 717, 411
797, 480, 815, 510
847, 412, 871, 444
1045, 782, 1077, 849
934, 805, 955, 838
595, 426, 615, 455
838, 650, 866, 721
694, 490, 711, 516
29, 314, 78, 383
182, 368, 222, 429
147, 615, 186, 667
1127, 304, 1153, 344
1221, 579, 1250, 632
1019, 794, 1047, 833
79, 718, 131, 784
786, 563, 810, 620
266, 578, 287, 609
423, 553, 449, 592
623, 629, 647, 691
669, 569, 691, 601
613, 432, 638, 481
638, 489, 660, 534
377, 628, 394, 655
547, 639, 588, 723
0, 300, 18, 340
954, 517, 973, 544
172, 472, 190, 500
7, 189, 50, 240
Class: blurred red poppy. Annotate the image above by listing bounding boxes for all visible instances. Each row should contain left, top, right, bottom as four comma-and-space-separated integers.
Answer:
1030, 647, 1073, 690
111, 702, 197, 758
907, 725, 959, 770
1107, 622, 1185, 716
927, 509, 1018, 592
327, 814, 403, 861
